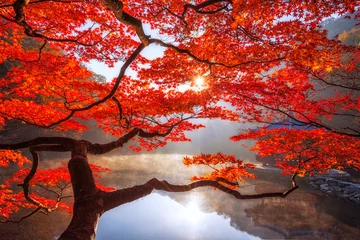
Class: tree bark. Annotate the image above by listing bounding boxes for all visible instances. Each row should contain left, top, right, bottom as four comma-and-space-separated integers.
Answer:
59, 144, 103, 240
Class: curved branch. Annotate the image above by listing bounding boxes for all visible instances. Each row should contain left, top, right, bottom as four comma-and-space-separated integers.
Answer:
7, 0, 149, 46
8, 40, 47, 63
0, 122, 182, 155
146, 178, 298, 199
294, 64, 360, 92
19, 148, 53, 211
277, 108, 360, 137
88, 128, 140, 154
99, 0, 149, 45
30, 144, 70, 152
0, 14, 100, 47
137, 126, 175, 138
1, 43, 145, 129
42, 111, 75, 128
46, 43, 145, 128
149, 38, 283, 69
111, 97, 123, 122
227, 87, 360, 137
157, 0, 230, 26
0, 137, 75, 150
182, 0, 232, 17
101, 177, 298, 212
0, 106, 76, 129
137, 115, 193, 138
13, 0, 28, 22
0, 207, 41, 223
111, 96, 131, 128
2, 1, 146, 130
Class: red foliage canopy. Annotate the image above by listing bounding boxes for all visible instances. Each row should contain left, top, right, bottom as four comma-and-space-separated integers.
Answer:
0, 0, 359, 224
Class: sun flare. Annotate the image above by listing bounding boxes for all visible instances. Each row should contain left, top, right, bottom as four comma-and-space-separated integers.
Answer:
181, 197, 204, 224
177, 76, 207, 92
195, 76, 204, 86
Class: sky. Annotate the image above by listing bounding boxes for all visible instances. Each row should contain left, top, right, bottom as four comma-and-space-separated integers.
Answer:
86, 23, 166, 82
86, 43, 165, 82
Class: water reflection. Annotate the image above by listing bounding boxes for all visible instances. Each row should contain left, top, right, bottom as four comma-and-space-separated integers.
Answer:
0, 154, 359, 239
95, 193, 260, 240
182, 194, 203, 224
94, 154, 360, 240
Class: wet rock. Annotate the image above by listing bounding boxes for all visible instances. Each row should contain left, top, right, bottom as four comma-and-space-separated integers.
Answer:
327, 179, 338, 187
309, 183, 319, 189
315, 169, 351, 182
320, 184, 329, 192
344, 186, 359, 195
350, 197, 360, 205
354, 193, 360, 198
325, 169, 351, 181
339, 194, 351, 199
307, 169, 360, 206
338, 182, 351, 188
327, 191, 336, 197
316, 180, 325, 185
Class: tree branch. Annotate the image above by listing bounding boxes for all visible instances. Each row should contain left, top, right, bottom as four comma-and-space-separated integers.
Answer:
8, 40, 47, 63
19, 148, 55, 212
0, 42, 145, 129
146, 178, 298, 199
182, 0, 232, 17
149, 38, 283, 69
87, 128, 140, 155
99, 0, 150, 46
101, 177, 298, 212
0, 137, 75, 150
0, 207, 41, 223
45, 43, 144, 128
1, 12, 100, 47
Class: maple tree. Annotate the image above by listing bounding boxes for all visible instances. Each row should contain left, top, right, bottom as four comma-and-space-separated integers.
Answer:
0, 0, 359, 239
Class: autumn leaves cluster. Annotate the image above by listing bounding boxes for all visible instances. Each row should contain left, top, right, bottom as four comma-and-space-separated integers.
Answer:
0, 0, 359, 220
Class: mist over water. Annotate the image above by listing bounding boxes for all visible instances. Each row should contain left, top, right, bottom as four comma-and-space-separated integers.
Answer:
93, 154, 278, 240
92, 154, 360, 240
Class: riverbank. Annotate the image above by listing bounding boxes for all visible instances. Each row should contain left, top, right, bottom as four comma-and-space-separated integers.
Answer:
252, 166, 360, 206
245, 167, 360, 239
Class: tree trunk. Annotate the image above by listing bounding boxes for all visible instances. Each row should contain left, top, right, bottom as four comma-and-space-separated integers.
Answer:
59, 148, 103, 240
58, 199, 102, 240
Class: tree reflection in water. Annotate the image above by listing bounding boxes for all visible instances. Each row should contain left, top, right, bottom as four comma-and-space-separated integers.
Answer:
94, 154, 360, 240
0, 154, 359, 239
96, 193, 260, 240
245, 191, 360, 240
181, 194, 204, 224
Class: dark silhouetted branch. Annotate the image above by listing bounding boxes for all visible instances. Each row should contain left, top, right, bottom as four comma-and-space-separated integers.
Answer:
149, 38, 283, 69
0, 207, 41, 223
102, 177, 298, 212
100, 0, 150, 46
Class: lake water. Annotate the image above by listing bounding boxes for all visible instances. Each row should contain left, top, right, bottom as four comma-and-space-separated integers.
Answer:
1, 154, 359, 239
93, 154, 360, 240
